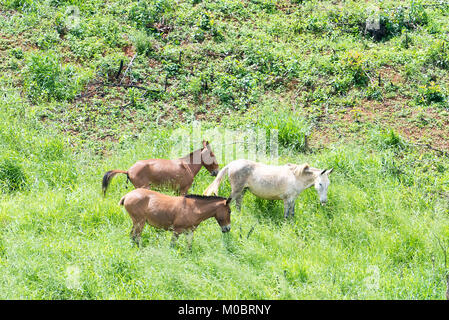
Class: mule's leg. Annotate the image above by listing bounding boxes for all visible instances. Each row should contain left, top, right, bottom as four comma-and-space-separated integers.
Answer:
282, 199, 297, 219
233, 187, 248, 212
283, 199, 290, 219
234, 192, 244, 212
130, 225, 138, 245
170, 231, 180, 247
186, 230, 194, 250
130, 220, 145, 247
230, 183, 246, 212
228, 168, 250, 211
283, 199, 296, 219
289, 200, 296, 218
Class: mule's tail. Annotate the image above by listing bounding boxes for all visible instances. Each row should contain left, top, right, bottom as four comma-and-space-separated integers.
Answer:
203, 165, 229, 196
102, 170, 128, 197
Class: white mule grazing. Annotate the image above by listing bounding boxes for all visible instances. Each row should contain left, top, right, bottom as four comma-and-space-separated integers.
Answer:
204, 159, 333, 218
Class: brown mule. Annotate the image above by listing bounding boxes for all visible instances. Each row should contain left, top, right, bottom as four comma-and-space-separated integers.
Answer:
119, 188, 232, 248
102, 140, 219, 196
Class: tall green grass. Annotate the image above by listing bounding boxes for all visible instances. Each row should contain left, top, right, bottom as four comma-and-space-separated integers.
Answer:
0, 116, 448, 298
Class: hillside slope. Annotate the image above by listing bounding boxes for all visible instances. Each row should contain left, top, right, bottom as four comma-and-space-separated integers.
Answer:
0, 0, 449, 299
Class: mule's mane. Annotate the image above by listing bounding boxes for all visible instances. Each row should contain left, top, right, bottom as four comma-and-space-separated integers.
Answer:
179, 147, 204, 161
185, 194, 227, 201
288, 163, 315, 177
297, 163, 311, 175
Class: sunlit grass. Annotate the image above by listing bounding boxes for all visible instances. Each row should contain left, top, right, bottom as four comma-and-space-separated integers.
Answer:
1, 0, 449, 300
0, 125, 448, 299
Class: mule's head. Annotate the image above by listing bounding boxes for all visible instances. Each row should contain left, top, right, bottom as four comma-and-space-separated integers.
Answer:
201, 140, 219, 176
289, 163, 333, 206
215, 197, 232, 233
313, 168, 333, 206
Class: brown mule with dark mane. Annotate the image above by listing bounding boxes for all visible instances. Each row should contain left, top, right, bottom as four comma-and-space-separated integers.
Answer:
119, 188, 232, 248
102, 140, 219, 196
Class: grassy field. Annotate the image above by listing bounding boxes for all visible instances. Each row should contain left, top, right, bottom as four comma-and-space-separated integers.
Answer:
0, 0, 449, 299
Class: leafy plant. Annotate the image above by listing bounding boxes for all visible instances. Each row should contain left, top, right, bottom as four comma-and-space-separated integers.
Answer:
344, 51, 370, 87
22, 52, 86, 102
10, 48, 24, 60
416, 81, 446, 106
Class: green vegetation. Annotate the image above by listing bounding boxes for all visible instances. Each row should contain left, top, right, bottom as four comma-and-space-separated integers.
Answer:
0, 0, 449, 299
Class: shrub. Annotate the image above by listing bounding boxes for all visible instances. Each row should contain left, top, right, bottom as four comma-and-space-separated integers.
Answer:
401, 30, 413, 49
128, 0, 174, 32
333, 51, 370, 93
244, 45, 286, 76
416, 81, 446, 106
131, 31, 154, 57
426, 40, 449, 70
250, 0, 277, 13
212, 73, 235, 106
23, 52, 86, 102
196, 11, 223, 41
327, 6, 366, 36
90, 16, 127, 48
211, 72, 259, 111
193, 27, 206, 43
188, 76, 203, 100
365, 85, 383, 101
67, 35, 105, 60
378, 4, 428, 39
95, 53, 129, 82
344, 51, 370, 87
362, 2, 429, 41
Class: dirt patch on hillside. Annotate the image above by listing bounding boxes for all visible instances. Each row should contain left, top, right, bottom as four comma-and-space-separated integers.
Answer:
308, 96, 449, 153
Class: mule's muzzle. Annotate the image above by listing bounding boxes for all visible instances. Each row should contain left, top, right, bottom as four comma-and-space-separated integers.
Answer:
221, 225, 231, 233
211, 170, 219, 176
321, 201, 327, 206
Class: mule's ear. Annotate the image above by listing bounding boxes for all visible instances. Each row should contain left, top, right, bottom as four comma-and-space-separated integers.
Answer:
202, 140, 209, 148
320, 169, 327, 175
226, 197, 232, 205
302, 164, 311, 174
327, 168, 333, 174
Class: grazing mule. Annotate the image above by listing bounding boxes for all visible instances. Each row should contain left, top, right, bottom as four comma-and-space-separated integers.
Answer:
204, 159, 333, 218
119, 188, 232, 248
102, 140, 219, 196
